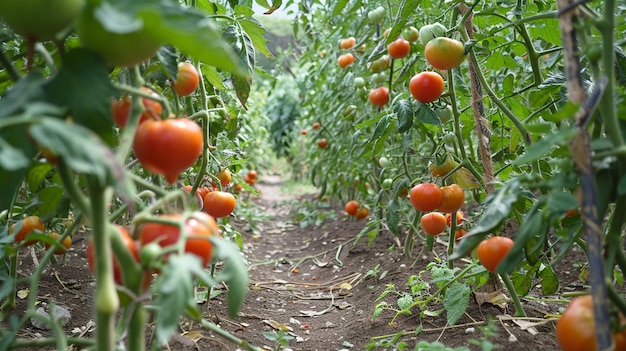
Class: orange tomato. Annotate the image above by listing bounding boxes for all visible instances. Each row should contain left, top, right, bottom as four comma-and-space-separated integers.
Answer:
338, 53, 356, 68
203, 191, 237, 218
409, 71, 444, 103
437, 184, 464, 213
420, 212, 446, 235
340, 37, 356, 50
369, 86, 389, 107
387, 38, 410, 59
10, 216, 44, 246
409, 183, 443, 212
345, 200, 359, 216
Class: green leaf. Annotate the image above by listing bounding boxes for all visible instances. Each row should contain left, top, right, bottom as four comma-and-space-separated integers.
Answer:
239, 18, 273, 58
27, 163, 54, 193
28, 119, 124, 186
512, 129, 576, 166
444, 282, 470, 326
512, 262, 539, 297
0, 72, 46, 117
201, 65, 227, 90
386, 199, 401, 237
397, 293, 414, 310
540, 265, 559, 295
43, 49, 118, 145
416, 102, 441, 126
35, 186, 65, 220
0, 140, 30, 171
395, 99, 414, 133
153, 254, 198, 345
232, 75, 251, 109
210, 236, 249, 318
369, 115, 392, 144
332, 0, 350, 17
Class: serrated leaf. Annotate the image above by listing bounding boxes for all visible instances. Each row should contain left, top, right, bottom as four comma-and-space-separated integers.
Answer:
540, 265, 558, 295
369, 115, 392, 144
394, 99, 414, 133
210, 237, 249, 318
36, 186, 64, 220
153, 254, 197, 345
444, 282, 470, 326
27, 163, 54, 192
43, 49, 118, 145
239, 18, 273, 58
416, 102, 441, 126
385, 200, 401, 237
512, 128, 576, 166
397, 293, 413, 310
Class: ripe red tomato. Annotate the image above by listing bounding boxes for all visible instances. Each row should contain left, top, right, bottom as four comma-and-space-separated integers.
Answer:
345, 200, 359, 216
247, 170, 258, 180
437, 184, 464, 213
245, 175, 256, 185
87, 226, 149, 288
203, 191, 237, 218
112, 87, 162, 128
139, 212, 219, 267
429, 155, 454, 177
446, 211, 464, 227
409, 72, 445, 103
338, 53, 356, 68
216, 169, 232, 187
10, 216, 44, 246
133, 118, 204, 184
317, 139, 329, 148
354, 207, 370, 220
387, 38, 411, 59
340, 37, 356, 50
369, 86, 390, 107
312, 122, 321, 130
557, 295, 626, 351
420, 212, 446, 235
424, 37, 465, 70
301, 129, 308, 135
44, 232, 71, 255
409, 183, 443, 212
476, 236, 514, 273
174, 62, 200, 97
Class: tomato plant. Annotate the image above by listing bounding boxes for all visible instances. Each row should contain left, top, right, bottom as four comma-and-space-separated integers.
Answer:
10, 216, 44, 246
425, 37, 465, 70
409, 183, 443, 212
174, 61, 200, 97
138, 212, 218, 268
437, 184, 464, 213
476, 236, 514, 273
133, 118, 204, 184
338, 53, 356, 68
203, 191, 237, 218
345, 200, 359, 216
409, 71, 444, 103
387, 38, 411, 59
111, 87, 162, 128
369, 86, 390, 107
420, 212, 446, 235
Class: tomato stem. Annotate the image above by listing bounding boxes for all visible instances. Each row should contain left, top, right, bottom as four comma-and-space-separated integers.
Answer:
500, 273, 527, 317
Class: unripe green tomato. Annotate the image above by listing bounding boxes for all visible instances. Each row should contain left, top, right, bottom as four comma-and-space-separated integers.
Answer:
343, 105, 357, 119
367, 6, 385, 24
402, 26, 419, 43
419, 22, 447, 46
371, 72, 388, 84
0, 0, 84, 41
354, 77, 366, 88
139, 242, 163, 269
378, 156, 392, 168
435, 105, 453, 124
443, 132, 456, 145
382, 178, 393, 190
77, 5, 163, 67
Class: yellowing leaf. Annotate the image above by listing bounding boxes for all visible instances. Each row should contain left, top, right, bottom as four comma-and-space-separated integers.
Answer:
451, 167, 481, 189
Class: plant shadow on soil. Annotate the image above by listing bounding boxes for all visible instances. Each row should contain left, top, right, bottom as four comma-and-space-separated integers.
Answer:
3, 175, 591, 350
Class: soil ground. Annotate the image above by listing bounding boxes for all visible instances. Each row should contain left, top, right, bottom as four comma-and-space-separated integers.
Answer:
3, 174, 586, 350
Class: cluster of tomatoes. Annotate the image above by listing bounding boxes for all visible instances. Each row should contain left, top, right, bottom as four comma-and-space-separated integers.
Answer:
111, 63, 203, 184
409, 183, 465, 236
344, 200, 370, 220
86, 212, 219, 291
335, 15, 466, 110
9, 216, 72, 255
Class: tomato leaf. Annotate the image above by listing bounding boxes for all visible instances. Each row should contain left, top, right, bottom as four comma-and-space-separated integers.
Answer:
385, 199, 401, 237
444, 282, 470, 326
43, 49, 118, 145
153, 254, 198, 345
26, 163, 53, 193
232, 75, 252, 110
394, 99, 414, 133
210, 237, 249, 318
540, 265, 559, 295
415, 102, 441, 126
34, 186, 65, 220
239, 18, 274, 58
511, 262, 539, 297
332, 0, 350, 17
